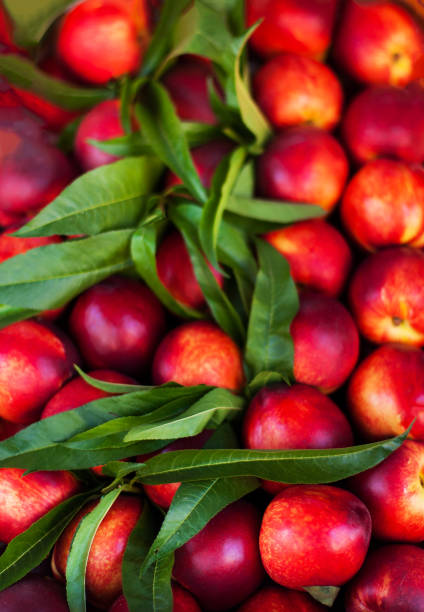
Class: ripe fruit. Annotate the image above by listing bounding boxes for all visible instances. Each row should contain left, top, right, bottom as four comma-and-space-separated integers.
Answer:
173, 500, 264, 611
342, 84, 424, 164
264, 219, 352, 297
0, 575, 69, 611
166, 140, 234, 190
156, 231, 224, 310
345, 544, 424, 611
347, 344, 424, 441
162, 56, 219, 124
152, 320, 245, 392
69, 275, 166, 377
253, 53, 343, 130
0, 320, 79, 424
41, 369, 136, 419
0, 468, 80, 542
291, 291, 359, 393
108, 583, 201, 611
237, 584, 326, 611
349, 440, 424, 542
334, 0, 424, 86
246, 0, 338, 60
75, 100, 126, 171
259, 485, 371, 588
243, 383, 353, 493
257, 127, 349, 213
0, 228, 61, 263
340, 159, 424, 251
57, 0, 148, 84
52, 495, 143, 609
349, 247, 424, 346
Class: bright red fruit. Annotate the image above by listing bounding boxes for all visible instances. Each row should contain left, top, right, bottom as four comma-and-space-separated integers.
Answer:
264, 219, 352, 297
333, 0, 424, 86
237, 584, 326, 611
349, 247, 424, 346
246, 0, 338, 60
0, 576, 69, 611
0, 468, 80, 542
243, 383, 353, 494
52, 495, 143, 609
166, 140, 234, 190
253, 54, 343, 130
349, 440, 424, 542
0, 321, 79, 424
75, 100, 125, 170
152, 321, 245, 392
0, 228, 61, 263
291, 291, 359, 393
260, 485, 371, 589
69, 275, 166, 377
173, 500, 264, 611
108, 583, 201, 611
156, 231, 223, 309
347, 344, 424, 441
57, 0, 148, 84
257, 127, 349, 214
345, 544, 424, 611
341, 159, 424, 251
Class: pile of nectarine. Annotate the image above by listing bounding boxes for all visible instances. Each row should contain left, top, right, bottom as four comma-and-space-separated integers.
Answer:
0, 0, 424, 610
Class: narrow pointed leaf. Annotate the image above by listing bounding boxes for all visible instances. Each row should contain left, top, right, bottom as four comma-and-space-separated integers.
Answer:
0, 304, 40, 330
226, 194, 325, 222
74, 365, 153, 394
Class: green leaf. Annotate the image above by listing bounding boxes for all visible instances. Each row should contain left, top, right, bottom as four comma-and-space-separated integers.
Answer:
0, 54, 110, 109
0, 230, 133, 310
66, 488, 122, 612
57, 116, 83, 153
122, 501, 161, 612
233, 27, 271, 148
247, 371, 286, 396
245, 239, 299, 380
226, 194, 325, 223
233, 159, 255, 197
199, 146, 246, 272
135, 83, 206, 203
140, 0, 191, 77
0, 304, 40, 330
119, 76, 133, 135
137, 431, 410, 485
3, 0, 73, 47
74, 365, 152, 394
15, 158, 163, 237
124, 388, 244, 442
131, 217, 205, 320
170, 204, 246, 345
0, 490, 94, 592
141, 476, 258, 572
140, 554, 174, 612
304, 586, 341, 607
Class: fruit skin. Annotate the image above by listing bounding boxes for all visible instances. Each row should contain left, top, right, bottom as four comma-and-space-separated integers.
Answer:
156, 231, 223, 309
253, 53, 343, 130
0, 228, 61, 262
0, 320, 79, 424
341, 159, 424, 251
69, 275, 166, 377
342, 84, 424, 164
41, 369, 136, 419
264, 219, 352, 297
257, 127, 349, 214
333, 0, 424, 86
166, 139, 234, 190
349, 247, 424, 346
246, 0, 338, 60
291, 291, 360, 394
243, 383, 354, 494
0, 468, 80, 542
108, 583, 201, 611
237, 584, 326, 611
139, 431, 213, 508
75, 100, 125, 171
0, 575, 70, 611
345, 544, 424, 611
348, 440, 424, 542
57, 0, 147, 85
52, 495, 143, 610
162, 56, 219, 124
173, 500, 264, 611
347, 344, 424, 441
259, 485, 371, 589
152, 320, 245, 392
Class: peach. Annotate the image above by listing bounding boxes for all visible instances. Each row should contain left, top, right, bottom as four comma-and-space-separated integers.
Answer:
237, 584, 326, 611
0, 576, 69, 611
108, 583, 201, 611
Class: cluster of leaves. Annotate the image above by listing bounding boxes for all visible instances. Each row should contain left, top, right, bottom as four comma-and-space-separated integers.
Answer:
0, 1, 410, 610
